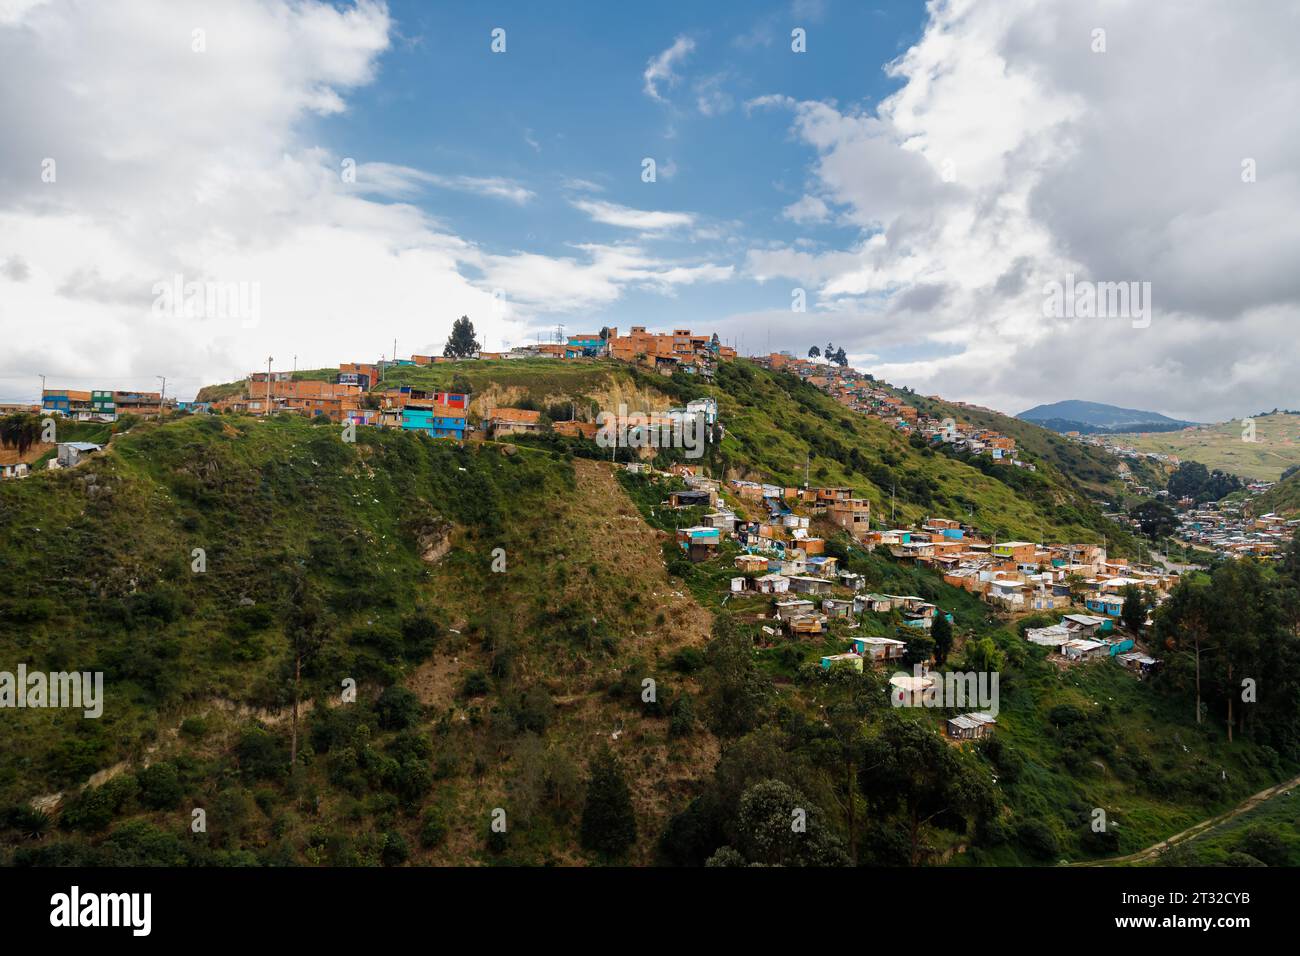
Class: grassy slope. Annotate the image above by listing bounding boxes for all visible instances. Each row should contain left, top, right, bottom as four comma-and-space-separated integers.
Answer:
1249, 470, 1300, 516
1148, 784, 1300, 866
1111, 412, 1300, 482
904, 390, 1170, 501
199, 358, 1137, 549
0, 414, 717, 865
713, 364, 1139, 553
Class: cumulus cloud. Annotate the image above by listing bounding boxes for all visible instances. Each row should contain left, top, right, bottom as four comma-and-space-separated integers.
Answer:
0, 1, 729, 401
738, 0, 1300, 421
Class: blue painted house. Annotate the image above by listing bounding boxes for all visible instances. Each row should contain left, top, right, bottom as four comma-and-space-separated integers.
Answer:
401, 408, 466, 439
1085, 595, 1125, 617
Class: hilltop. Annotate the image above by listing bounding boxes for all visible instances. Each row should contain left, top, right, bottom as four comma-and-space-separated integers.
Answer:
218, 357, 1141, 552
1019, 400, 1197, 435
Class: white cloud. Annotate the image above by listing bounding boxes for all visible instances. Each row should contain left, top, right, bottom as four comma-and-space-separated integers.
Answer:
694, 73, 735, 117
0, 0, 729, 401
643, 35, 695, 102
781, 195, 830, 224
738, 0, 1300, 421
572, 199, 695, 232
356, 163, 534, 205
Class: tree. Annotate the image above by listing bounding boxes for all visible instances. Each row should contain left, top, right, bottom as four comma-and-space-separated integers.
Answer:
284, 572, 329, 769
702, 614, 769, 737
859, 713, 995, 866
815, 666, 885, 862
1156, 577, 1216, 724
808, 346, 821, 359
1131, 500, 1177, 539
903, 632, 935, 667
833, 347, 848, 367
732, 779, 849, 866
1167, 461, 1209, 500
825, 342, 834, 360
961, 635, 1004, 673
0, 414, 41, 457
443, 315, 480, 359
931, 614, 954, 665
1120, 584, 1148, 633
579, 746, 636, 858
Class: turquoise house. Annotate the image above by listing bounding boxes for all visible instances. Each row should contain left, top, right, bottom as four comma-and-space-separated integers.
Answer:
401, 408, 466, 439
1085, 595, 1124, 617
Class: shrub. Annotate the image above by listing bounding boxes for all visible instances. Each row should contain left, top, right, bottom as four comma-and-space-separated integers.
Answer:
419, 807, 449, 849
461, 671, 490, 697
137, 762, 184, 810
1015, 819, 1060, 861
236, 727, 287, 781
380, 830, 410, 866
374, 686, 421, 730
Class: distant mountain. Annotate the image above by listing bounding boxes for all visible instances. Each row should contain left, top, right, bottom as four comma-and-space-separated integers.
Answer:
1017, 400, 1197, 435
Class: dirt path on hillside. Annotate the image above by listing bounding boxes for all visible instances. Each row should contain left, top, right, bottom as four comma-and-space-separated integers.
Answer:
1077, 772, 1300, 865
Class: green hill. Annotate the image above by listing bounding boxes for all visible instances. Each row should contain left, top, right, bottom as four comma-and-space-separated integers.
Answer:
1111, 412, 1300, 482
1, 364, 1293, 867
1251, 469, 1300, 515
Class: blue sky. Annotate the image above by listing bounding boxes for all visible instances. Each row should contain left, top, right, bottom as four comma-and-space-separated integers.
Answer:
314, 0, 926, 352
4, 0, 1297, 420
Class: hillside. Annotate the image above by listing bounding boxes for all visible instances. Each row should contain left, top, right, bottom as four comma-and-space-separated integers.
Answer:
3, 365, 1293, 868
895, 388, 1163, 508
1019, 400, 1196, 434
0, 414, 718, 865
1251, 470, 1300, 516
257, 358, 1140, 552
1111, 412, 1300, 482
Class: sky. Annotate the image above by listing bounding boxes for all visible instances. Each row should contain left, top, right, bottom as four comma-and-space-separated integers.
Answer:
1, 0, 1298, 421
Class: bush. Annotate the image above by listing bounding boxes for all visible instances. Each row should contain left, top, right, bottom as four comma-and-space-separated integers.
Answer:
419, 807, 449, 849
61, 775, 139, 833
461, 671, 490, 697
1015, 819, 1060, 861
380, 830, 410, 866
374, 686, 421, 730
137, 762, 184, 810
236, 727, 286, 781
1237, 827, 1289, 867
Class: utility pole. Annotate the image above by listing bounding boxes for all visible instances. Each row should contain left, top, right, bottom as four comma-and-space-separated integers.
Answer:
266, 356, 273, 417
157, 375, 166, 409
293, 354, 297, 374
38, 373, 45, 406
